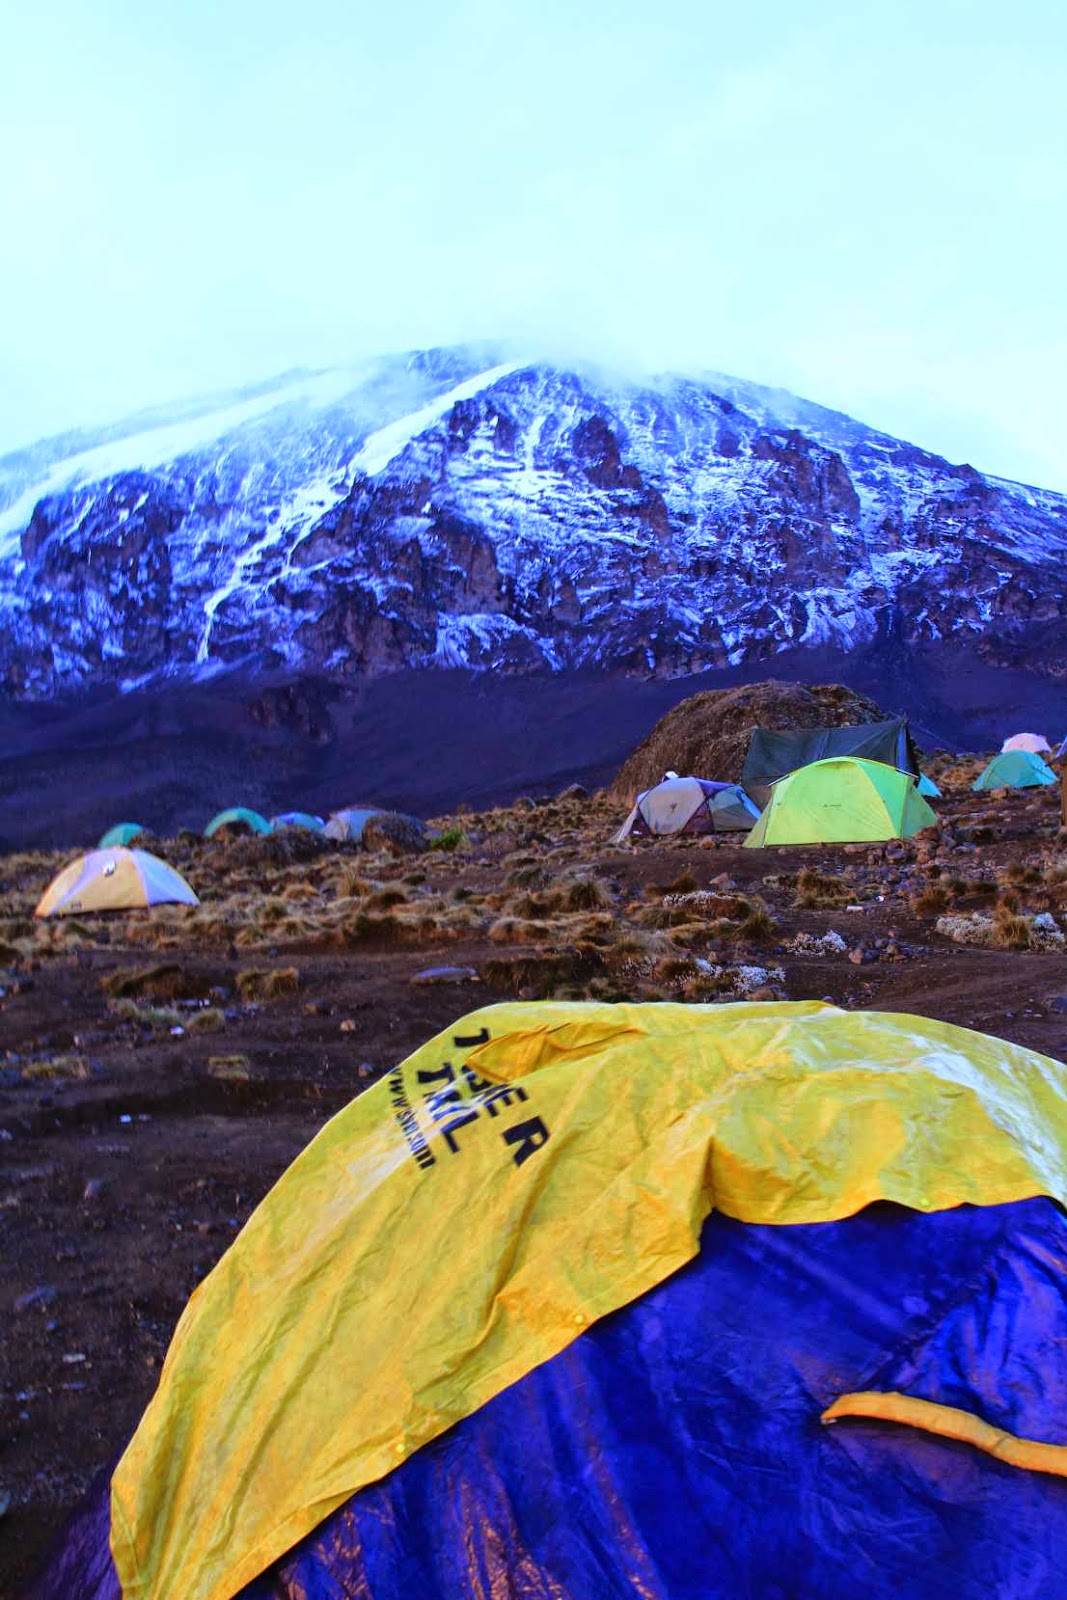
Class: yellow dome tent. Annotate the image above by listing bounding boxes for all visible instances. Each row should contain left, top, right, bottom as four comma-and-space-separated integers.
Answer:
35, 848, 199, 918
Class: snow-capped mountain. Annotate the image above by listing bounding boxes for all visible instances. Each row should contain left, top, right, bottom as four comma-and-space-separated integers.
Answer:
2, 344, 1065, 697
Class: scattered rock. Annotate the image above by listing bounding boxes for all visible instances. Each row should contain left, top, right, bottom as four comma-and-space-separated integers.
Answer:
339, 1019, 357, 1033
14, 1285, 57, 1312
409, 966, 480, 985
361, 811, 431, 855
82, 1178, 107, 1203
787, 930, 848, 956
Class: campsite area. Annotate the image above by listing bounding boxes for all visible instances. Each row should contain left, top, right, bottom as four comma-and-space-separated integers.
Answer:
3, 738, 1067, 1590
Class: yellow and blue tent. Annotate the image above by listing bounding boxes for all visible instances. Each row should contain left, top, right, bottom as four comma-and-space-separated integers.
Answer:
35, 848, 198, 918
31, 1001, 1067, 1599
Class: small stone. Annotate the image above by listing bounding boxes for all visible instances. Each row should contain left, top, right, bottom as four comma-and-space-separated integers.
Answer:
14, 1285, 57, 1312
82, 1178, 106, 1203
339, 1019, 357, 1033
409, 966, 480, 986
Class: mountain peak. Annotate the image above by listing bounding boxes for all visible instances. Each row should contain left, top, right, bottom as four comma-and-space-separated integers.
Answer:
1, 347, 1065, 698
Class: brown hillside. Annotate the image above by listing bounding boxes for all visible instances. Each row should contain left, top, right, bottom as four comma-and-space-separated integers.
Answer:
612, 680, 886, 798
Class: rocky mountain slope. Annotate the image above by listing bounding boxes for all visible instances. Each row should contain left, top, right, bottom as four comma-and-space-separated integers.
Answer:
2, 345, 1065, 697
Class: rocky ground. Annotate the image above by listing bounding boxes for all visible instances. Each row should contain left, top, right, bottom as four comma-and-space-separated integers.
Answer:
2, 766, 1067, 1593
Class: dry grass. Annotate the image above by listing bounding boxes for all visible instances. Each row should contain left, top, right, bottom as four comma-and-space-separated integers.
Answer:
794, 868, 850, 909
236, 966, 301, 1001
910, 884, 950, 917
100, 963, 207, 1001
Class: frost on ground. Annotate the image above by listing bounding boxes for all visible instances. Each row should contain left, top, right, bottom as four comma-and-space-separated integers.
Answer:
786, 930, 849, 956
936, 912, 1066, 951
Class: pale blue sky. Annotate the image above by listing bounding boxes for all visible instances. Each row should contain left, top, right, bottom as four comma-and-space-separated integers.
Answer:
1, 0, 1065, 488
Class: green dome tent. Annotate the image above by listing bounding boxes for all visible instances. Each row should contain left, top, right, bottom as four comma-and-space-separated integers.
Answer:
204, 807, 274, 839
98, 822, 147, 849
745, 757, 937, 847
973, 750, 1057, 792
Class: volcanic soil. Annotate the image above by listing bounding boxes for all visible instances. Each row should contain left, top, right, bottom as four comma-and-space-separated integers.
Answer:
3, 768, 1067, 1592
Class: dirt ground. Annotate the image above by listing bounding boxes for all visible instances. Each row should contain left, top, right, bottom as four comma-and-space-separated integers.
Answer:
2, 772, 1067, 1594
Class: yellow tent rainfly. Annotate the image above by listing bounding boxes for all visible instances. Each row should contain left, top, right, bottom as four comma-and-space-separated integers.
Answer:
32, 1001, 1067, 1600
35, 848, 199, 918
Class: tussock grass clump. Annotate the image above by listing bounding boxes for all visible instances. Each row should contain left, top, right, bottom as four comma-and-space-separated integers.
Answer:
559, 874, 611, 912
482, 944, 605, 998
1002, 862, 1045, 886
337, 865, 372, 898
738, 901, 777, 942
337, 911, 444, 946
794, 869, 850, 909
236, 966, 301, 1000
992, 911, 1035, 950
430, 827, 467, 852
363, 887, 409, 912
508, 890, 562, 919
109, 998, 186, 1031
186, 1006, 225, 1032
488, 917, 553, 946
101, 963, 206, 1001
20, 1054, 92, 1082
910, 884, 950, 917
207, 1055, 253, 1081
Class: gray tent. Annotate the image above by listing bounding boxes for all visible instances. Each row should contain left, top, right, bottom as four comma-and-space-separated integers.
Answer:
741, 716, 920, 810
615, 776, 760, 843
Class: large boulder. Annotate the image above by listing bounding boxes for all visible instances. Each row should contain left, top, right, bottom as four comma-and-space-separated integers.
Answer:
613, 680, 885, 799
361, 811, 431, 855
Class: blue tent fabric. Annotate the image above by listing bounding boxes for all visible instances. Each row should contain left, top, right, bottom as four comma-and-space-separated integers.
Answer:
34, 1196, 1067, 1599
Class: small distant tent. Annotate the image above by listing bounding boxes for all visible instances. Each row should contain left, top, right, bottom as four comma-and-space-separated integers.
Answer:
614, 776, 760, 843
1002, 733, 1052, 755
204, 807, 273, 839
35, 848, 198, 918
98, 822, 147, 849
742, 716, 920, 809
973, 750, 1057, 792
32, 1000, 1067, 1600
745, 757, 937, 847
324, 807, 383, 843
271, 812, 326, 833
916, 773, 941, 798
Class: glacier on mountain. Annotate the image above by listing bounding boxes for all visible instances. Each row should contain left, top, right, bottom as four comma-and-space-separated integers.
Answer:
1, 344, 1065, 697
